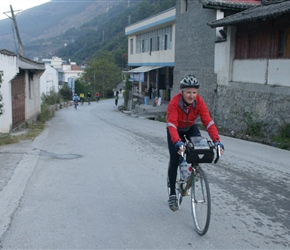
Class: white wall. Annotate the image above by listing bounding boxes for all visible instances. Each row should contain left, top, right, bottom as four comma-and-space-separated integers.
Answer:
232, 59, 267, 84
268, 60, 290, 86
25, 70, 43, 120
63, 71, 83, 83
0, 53, 18, 133
232, 59, 290, 86
40, 64, 59, 98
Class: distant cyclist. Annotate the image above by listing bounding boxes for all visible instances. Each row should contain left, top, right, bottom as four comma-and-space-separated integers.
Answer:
87, 92, 91, 104
95, 91, 100, 102
166, 74, 224, 211
73, 93, 80, 110
79, 93, 85, 104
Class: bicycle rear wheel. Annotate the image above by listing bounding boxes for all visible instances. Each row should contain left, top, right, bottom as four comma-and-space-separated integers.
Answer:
191, 167, 211, 236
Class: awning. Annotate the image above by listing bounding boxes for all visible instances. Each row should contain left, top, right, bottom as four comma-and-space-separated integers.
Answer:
129, 66, 162, 73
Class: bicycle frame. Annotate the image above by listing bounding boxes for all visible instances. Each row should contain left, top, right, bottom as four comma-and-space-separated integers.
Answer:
175, 136, 221, 236
179, 163, 198, 196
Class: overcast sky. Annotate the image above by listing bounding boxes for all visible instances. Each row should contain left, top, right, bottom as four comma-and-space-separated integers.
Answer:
0, 0, 50, 20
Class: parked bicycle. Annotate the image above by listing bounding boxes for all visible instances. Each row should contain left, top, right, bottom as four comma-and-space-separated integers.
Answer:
167, 135, 221, 236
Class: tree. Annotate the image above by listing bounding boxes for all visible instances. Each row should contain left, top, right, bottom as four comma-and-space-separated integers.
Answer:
59, 83, 72, 101
82, 52, 122, 98
0, 71, 4, 116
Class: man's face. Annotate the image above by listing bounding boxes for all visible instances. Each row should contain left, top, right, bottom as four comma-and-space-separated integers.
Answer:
181, 87, 198, 104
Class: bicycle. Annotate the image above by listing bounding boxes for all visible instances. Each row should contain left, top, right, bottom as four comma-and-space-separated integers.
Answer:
167, 136, 221, 236
74, 100, 78, 110
87, 97, 91, 105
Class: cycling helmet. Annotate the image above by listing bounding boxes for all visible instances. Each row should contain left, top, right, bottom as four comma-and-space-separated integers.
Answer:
180, 74, 199, 89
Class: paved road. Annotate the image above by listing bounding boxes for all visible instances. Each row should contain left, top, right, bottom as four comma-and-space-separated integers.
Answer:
0, 97, 289, 249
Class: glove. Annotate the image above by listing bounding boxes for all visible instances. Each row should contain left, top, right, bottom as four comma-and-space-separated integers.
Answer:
214, 141, 224, 150
175, 141, 185, 152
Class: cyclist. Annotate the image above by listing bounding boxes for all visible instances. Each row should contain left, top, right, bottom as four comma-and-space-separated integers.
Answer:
166, 74, 224, 211
72, 93, 80, 109
95, 91, 100, 102
79, 93, 85, 104
87, 91, 91, 104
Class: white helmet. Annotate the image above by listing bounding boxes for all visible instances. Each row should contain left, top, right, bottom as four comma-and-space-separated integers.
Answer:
180, 74, 199, 89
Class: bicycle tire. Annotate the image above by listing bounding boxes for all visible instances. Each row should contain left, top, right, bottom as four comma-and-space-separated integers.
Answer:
191, 167, 211, 236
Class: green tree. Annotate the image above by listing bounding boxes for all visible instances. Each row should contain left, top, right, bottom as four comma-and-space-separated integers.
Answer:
0, 71, 4, 116
82, 52, 122, 98
59, 83, 73, 101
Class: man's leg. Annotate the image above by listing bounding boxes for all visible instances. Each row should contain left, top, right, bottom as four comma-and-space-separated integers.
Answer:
186, 124, 201, 139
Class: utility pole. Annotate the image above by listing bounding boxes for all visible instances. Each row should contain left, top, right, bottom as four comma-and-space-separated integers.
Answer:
94, 71, 96, 94
128, 14, 131, 26
4, 5, 25, 56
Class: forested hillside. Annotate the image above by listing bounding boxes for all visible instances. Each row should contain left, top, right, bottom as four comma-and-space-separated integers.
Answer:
53, 0, 176, 67
0, 0, 175, 68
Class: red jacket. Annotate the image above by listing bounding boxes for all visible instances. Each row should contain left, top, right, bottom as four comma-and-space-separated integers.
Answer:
167, 93, 220, 144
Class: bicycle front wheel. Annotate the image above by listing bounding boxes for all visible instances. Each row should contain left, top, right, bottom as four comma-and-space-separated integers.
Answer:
191, 167, 211, 236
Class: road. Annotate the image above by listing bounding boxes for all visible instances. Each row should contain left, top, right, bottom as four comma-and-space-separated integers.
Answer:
0, 97, 289, 249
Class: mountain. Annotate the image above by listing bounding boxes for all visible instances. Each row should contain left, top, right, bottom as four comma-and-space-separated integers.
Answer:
0, 0, 175, 66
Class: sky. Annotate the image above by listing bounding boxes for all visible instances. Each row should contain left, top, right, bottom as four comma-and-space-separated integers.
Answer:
0, 0, 50, 20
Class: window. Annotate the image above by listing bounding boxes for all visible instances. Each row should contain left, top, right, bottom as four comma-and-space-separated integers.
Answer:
157, 36, 160, 51
164, 34, 168, 50
135, 25, 172, 53
130, 38, 134, 54
181, 0, 188, 14
141, 40, 145, 53
28, 71, 34, 99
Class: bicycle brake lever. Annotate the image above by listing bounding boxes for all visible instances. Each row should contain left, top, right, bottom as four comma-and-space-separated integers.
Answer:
180, 145, 185, 157
214, 145, 220, 164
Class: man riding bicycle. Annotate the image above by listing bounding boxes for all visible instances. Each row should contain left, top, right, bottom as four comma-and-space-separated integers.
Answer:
167, 74, 224, 211
87, 92, 92, 104
79, 93, 85, 104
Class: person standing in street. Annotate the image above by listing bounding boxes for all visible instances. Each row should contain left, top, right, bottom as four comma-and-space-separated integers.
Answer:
149, 84, 153, 100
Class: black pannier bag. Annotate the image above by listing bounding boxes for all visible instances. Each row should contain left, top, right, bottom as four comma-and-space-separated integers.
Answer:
186, 136, 214, 163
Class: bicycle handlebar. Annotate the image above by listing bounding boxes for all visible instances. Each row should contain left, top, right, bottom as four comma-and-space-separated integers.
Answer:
182, 135, 221, 164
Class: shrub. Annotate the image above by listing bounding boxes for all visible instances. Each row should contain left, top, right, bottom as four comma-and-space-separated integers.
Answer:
41, 89, 61, 105
244, 112, 264, 137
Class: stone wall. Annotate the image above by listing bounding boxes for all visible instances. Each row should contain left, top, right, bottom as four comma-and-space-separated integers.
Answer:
173, 0, 218, 122
214, 82, 290, 137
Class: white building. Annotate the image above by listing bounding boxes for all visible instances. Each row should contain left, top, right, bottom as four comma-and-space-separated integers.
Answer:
40, 64, 59, 99
42, 56, 63, 69
0, 49, 45, 133
125, 7, 176, 101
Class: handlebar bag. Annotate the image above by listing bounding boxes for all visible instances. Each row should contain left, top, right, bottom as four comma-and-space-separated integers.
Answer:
186, 136, 214, 163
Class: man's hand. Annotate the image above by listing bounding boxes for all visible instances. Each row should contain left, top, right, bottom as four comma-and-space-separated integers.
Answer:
175, 141, 185, 155
214, 141, 225, 155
